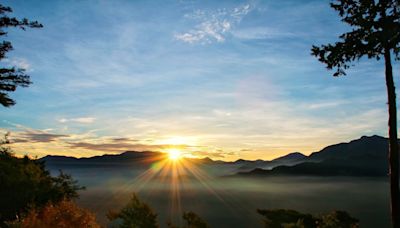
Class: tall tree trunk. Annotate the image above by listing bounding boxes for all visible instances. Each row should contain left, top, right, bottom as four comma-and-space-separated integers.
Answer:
384, 48, 400, 228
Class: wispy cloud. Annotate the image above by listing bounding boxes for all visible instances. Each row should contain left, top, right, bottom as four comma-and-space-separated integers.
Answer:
231, 27, 296, 40
305, 100, 349, 110
175, 3, 252, 43
0, 0, 390, 162
191, 149, 236, 159
58, 117, 96, 124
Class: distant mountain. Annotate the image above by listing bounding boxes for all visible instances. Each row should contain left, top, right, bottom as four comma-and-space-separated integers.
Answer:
40, 150, 228, 171
237, 152, 306, 172
237, 135, 389, 177
308, 135, 387, 162
273, 152, 306, 163
40, 151, 167, 168
41, 135, 391, 177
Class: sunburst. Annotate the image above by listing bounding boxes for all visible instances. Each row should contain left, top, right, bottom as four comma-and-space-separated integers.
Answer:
167, 148, 181, 161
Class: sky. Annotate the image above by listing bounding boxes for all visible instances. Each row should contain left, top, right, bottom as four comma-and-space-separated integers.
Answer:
0, 0, 396, 161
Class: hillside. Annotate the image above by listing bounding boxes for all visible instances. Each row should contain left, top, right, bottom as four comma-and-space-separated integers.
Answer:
238, 135, 389, 177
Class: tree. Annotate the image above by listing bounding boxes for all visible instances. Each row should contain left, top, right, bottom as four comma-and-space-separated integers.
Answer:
0, 135, 84, 225
0, 4, 42, 107
108, 193, 210, 228
107, 193, 158, 228
167, 211, 209, 228
257, 209, 358, 228
181, 212, 209, 228
256, 209, 316, 228
19, 200, 100, 228
311, 1, 400, 227
319, 211, 359, 228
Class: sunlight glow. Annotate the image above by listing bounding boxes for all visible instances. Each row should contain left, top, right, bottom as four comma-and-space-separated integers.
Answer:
158, 136, 198, 147
117, 147, 228, 224
168, 149, 181, 161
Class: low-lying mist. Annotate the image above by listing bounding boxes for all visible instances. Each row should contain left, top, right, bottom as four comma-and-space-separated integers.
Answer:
51, 165, 390, 228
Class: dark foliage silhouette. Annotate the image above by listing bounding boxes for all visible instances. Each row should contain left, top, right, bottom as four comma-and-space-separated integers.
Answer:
311, 1, 400, 226
107, 193, 158, 228
168, 211, 210, 228
257, 209, 317, 228
108, 193, 210, 228
257, 209, 358, 228
0, 134, 83, 226
182, 211, 209, 228
0, 4, 42, 107
167, 211, 210, 228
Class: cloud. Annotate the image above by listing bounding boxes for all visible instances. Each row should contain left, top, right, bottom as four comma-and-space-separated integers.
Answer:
3, 58, 32, 71
12, 132, 69, 143
5, 125, 235, 159
66, 136, 193, 152
231, 27, 296, 40
58, 117, 96, 124
67, 141, 159, 152
212, 109, 232, 117
111, 137, 139, 143
191, 150, 236, 159
306, 100, 349, 110
175, 3, 252, 43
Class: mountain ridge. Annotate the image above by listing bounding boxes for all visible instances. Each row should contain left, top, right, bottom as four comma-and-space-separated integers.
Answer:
237, 135, 390, 177
40, 135, 390, 176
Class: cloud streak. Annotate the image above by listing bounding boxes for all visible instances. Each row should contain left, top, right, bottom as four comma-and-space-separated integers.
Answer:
12, 131, 68, 143
58, 117, 96, 124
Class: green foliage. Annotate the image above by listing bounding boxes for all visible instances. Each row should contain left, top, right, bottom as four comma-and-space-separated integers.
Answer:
0, 4, 42, 107
311, 0, 400, 76
257, 209, 316, 228
257, 209, 359, 228
107, 193, 158, 228
319, 211, 359, 228
0, 135, 83, 225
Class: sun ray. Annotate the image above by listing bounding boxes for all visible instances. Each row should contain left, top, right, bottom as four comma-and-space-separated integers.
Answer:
89, 150, 247, 225
167, 148, 182, 161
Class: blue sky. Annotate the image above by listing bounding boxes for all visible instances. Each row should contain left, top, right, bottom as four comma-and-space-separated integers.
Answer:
0, 0, 395, 161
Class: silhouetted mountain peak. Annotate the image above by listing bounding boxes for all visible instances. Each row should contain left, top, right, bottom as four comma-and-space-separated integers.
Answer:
272, 152, 306, 162
196, 157, 214, 163
360, 135, 384, 140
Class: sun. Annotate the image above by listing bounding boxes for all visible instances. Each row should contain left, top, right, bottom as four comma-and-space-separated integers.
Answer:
167, 149, 181, 161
